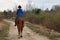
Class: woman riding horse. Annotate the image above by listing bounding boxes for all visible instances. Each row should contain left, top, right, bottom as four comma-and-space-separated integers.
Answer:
15, 5, 24, 38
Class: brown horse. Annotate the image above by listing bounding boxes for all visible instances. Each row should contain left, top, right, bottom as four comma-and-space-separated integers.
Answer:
15, 17, 24, 38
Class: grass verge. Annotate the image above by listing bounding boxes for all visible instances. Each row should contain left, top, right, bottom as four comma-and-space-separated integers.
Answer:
0, 21, 10, 40
26, 23, 58, 40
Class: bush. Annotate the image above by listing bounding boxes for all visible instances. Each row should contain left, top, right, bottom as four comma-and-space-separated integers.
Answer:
24, 6, 60, 33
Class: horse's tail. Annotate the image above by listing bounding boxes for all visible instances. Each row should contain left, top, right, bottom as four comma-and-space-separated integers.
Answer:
18, 20, 22, 27
18, 17, 24, 34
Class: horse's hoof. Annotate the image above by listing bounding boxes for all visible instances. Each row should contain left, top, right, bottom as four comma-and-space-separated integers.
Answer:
14, 24, 16, 26
20, 36, 23, 38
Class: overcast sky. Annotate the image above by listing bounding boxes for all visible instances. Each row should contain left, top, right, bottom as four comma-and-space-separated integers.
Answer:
0, 0, 60, 11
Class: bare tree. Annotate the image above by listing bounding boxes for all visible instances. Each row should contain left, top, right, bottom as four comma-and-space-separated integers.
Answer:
13, 3, 17, 11
26, 0, 33, 11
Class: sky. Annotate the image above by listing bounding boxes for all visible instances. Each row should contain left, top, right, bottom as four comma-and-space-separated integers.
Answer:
0, 0, 60, 11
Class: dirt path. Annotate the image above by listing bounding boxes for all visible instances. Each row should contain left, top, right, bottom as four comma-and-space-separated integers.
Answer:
3, 19, 50, 40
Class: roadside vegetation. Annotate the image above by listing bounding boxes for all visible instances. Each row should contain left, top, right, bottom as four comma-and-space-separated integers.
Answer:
0, 19, 10, 40
24, 5, 60, 33
24, 5, 60, 40
26, 23, 60, 40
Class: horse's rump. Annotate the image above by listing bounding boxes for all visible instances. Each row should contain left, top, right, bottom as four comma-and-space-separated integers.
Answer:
15, 17, 24, 26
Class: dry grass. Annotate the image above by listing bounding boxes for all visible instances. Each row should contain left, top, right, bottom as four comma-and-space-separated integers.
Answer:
0, 19, 10, 40
26, 22, 60, 40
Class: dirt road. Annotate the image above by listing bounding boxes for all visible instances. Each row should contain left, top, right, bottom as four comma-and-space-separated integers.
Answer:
4, 19, 50, 40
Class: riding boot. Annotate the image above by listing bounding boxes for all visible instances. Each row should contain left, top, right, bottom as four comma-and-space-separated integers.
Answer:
14, 18, 17, 26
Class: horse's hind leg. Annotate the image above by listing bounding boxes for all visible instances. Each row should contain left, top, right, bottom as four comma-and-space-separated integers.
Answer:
15, 18, 17, 26
17, 25, 20, 36
20, 21, 24, 37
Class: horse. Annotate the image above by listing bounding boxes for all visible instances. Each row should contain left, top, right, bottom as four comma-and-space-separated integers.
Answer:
15, 17, 24, 38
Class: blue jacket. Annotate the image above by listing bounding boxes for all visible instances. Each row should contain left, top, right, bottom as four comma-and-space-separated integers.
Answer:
16, 8, 23, 17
